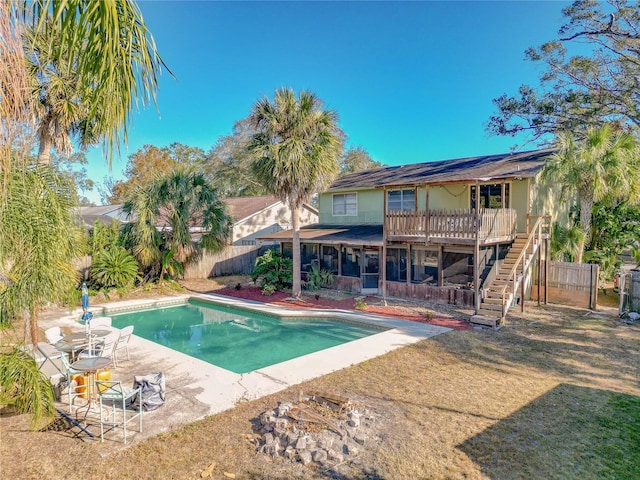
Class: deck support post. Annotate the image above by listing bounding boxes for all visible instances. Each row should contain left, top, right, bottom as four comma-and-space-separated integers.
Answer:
382, 189, 388, 305
474, 180, 480, 315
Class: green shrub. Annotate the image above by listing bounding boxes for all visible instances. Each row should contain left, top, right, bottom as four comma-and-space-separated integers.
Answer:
305, 265, 334, 290
251, 249, 292, 291
91, 246, 141, 290
354, 296, 367, 310
261, 284, 276, 296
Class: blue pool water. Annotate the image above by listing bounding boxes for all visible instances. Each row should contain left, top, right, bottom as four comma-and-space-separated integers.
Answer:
110, 299, 383, 373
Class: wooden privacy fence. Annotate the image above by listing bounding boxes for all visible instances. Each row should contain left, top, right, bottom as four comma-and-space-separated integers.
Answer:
531, 261, 599, 309
183, 245, 262, 279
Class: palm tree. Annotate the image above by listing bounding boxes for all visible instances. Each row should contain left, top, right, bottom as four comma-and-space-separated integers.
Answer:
0, 0, 166, 425
124, 168, 232, 282
248, 88, 343, 298
0, 165, 81, 345
24, 0, 168, 165
545, 123, 640, 262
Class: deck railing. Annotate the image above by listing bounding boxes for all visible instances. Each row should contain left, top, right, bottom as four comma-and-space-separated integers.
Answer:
386, 208, 517, 242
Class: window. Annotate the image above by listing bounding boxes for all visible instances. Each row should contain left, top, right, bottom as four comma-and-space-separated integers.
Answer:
442, 251, 473, 286
340, 246, 361, 277
470, 184, 510, 209
301, 243, 318, 272
321, 246, 339, 275
333, 193, 357, 216
386, 247, 407, 282
387, 189, 416, 211
410, 247, 438, 285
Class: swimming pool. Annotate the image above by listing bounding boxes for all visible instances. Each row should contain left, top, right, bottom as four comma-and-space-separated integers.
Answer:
110, 299, 384, 373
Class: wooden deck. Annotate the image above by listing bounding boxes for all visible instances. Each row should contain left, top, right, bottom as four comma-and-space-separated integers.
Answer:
385, 208, 517, 245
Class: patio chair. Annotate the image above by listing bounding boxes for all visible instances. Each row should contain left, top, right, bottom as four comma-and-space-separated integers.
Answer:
95, 380, 142, 443
96, 331, 120, 363
60, 353, 88, 412
113, 326, 134, 366
44, 326, 63, 344
91, 317, 112, 328
34, 342, 66, 377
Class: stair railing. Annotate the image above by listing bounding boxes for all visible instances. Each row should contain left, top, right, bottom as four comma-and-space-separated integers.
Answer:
499, 216, 544, 319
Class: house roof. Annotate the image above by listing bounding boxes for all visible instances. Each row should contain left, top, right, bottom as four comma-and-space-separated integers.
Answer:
329, 148, 555, 191
257, 224, 383, 246
225, 195, 282, 223
78, 204, 129, 227
225, 195, 318, 224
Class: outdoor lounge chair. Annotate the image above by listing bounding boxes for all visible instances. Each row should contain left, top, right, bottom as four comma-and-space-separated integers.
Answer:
95, 380, 142, 443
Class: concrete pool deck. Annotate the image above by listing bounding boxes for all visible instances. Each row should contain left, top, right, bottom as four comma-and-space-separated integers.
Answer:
38, 293, 450, 447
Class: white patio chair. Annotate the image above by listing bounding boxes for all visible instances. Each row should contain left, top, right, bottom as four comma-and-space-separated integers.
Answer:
34, 342, 66, 377
91, 317, 112, 328
113, 326, 134, 366
44, 326, 63, 344
97, 331, 120, 364
95, 380, 142, 443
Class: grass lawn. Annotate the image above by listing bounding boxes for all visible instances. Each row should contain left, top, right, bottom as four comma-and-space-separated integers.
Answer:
1, 292, 638, 479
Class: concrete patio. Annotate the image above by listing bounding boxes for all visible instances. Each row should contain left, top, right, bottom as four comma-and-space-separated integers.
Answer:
38, 293, 449, 450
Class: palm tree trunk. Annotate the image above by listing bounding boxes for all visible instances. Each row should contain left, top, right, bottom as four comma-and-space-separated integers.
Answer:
291, 203, 302, 299
37, 133, 52, 165
25, 310, 39, 346
578, 194, 594, 264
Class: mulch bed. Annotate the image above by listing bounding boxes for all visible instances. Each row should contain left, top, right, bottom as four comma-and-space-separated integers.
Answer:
213, 286, 473, 331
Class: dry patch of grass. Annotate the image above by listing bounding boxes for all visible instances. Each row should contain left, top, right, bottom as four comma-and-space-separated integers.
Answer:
2, 303, 639, 479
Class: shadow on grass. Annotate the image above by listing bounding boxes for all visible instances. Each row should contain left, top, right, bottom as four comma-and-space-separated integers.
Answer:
426, 311, 640, 390
458, 384, 640, 480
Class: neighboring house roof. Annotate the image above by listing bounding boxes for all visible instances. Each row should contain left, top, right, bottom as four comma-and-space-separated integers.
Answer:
329, 148, 555, 191
225, 195, 282, 224
258, 224, 383, 246
225, 195, 318, 225
78, 204, 129, 227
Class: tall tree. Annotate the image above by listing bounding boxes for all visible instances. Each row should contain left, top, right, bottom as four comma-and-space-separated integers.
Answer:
123, 168, 232, 281
107, 143, 206, 203
544, 123, 639, 262
248, 88, 343, 298
0, 0, 166, 424
25, 0, 169, 165
488, 0, 640, 143
340, 145, 383, 176
0, 165, 82, 344
205, 118, 268, 197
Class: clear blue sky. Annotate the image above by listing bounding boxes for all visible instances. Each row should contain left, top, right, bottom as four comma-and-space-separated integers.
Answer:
85, 0, 570, 204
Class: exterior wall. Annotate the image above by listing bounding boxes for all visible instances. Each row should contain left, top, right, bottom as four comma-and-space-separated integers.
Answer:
420, 184, 469, 210
319, 189, 383, 224
529, 173, 574, 230
511, 179, 530, 232
321, 175, 554, 234
232, 203, 318, 245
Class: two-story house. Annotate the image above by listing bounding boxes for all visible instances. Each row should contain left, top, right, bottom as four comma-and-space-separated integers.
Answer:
260, 149, 571, 326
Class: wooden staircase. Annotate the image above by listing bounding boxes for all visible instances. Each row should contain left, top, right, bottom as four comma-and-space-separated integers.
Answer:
472, 216, 548, 328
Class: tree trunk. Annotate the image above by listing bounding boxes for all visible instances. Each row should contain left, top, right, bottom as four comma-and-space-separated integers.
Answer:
25, 310, 39, 346
291, 203, 302, 299
37, 132, 52, 165
577, 194, 593, 264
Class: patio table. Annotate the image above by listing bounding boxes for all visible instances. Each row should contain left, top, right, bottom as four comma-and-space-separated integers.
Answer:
70, 356, 112, 420
55, 329, 111, 361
